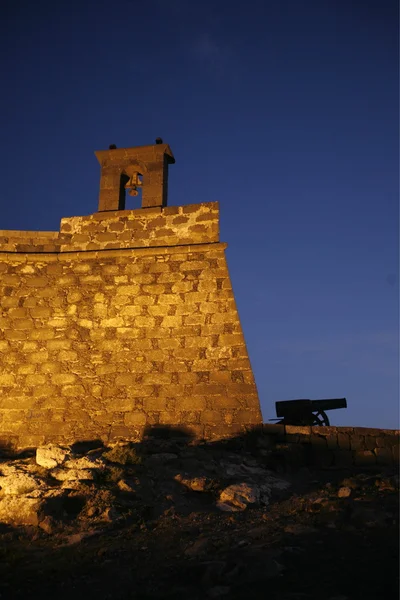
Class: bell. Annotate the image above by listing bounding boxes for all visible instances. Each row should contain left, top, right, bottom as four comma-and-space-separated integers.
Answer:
124, 172, 143, 198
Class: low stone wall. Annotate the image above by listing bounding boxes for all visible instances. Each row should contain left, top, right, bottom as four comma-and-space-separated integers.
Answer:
256, 424, 399, 468
0, 202, 219, 253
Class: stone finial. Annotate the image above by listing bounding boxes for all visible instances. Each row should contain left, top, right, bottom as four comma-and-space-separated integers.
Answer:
95, 141, 175, 212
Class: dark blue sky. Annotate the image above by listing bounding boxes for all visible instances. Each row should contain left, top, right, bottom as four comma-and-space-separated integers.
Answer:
1, 0, 398, 428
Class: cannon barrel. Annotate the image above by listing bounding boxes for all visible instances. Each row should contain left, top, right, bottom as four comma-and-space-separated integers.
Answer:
310, 398, 347, 411
275, 398, 346, 418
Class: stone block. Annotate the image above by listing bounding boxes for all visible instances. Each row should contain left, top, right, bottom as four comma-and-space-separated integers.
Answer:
175, 397, 207, 411
311, 446, 334, 468
350, 434, 366, 451
25, 374, 47, 386
143, 397, 168, 411
158, 411, 181, 425
285, 425, 311, 436
333, 449, 353, 468
0, 396, 36, 410
262, 423, 285, 436
310, 435, 327, 447
337, 432, 350, 450
364, 436, 376, 451
40, 362, 61, 374
17, 365, 36, 375
105, 398, 134, 412
124, 412, 147, 426
58, 350, 78, 362
0, 374, 15, 386
209, 371, 232, 384
109, 426, 139, 442
234, 410, 262, 425
354, 450, 376, 467
4, 330, 26, 340
218, 333, 245, 347
200, 410, 223, 424
374, 447, 393, 465
176, 410, 199, 424
284, 434, 302, 443
29, 329, 55, 340
13, 319, 34, 330
61, 385, 85, 397
325, 434, 338, 449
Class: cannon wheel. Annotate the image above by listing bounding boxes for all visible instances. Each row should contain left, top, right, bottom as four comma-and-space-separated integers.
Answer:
312, 410, 330, 426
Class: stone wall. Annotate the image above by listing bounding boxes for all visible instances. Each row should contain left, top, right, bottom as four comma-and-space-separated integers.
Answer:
255, 424, 399, 468
0, 202, 219, 253
0, 202, 262, 449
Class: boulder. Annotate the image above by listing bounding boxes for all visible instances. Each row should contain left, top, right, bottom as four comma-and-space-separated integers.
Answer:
220, 461, 268, 478
338, 486, 352, 498
217, 483, 260, 511
51, 468, 95, 482
36, 445, 69, 469
175, 474, 211, 492
0, 495, 42, 525
64, 457, 105, 470
0, 466, 42, 496
117, 478, 140, 493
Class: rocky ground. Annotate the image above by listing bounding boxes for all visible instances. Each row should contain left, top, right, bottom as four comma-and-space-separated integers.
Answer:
0, 432, 398, 600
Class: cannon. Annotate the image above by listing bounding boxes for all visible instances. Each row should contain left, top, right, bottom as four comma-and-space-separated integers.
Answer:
270, 398, 347, 426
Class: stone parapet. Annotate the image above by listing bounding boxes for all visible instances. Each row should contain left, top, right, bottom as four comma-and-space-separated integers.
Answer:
0, 203, 219, 254
252, 424, 399, 468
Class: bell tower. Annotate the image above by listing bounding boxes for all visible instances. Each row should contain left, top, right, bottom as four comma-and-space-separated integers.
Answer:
95, 138, 175, 212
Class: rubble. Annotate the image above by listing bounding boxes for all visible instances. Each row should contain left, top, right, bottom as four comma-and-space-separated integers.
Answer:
0, 437, 397, 600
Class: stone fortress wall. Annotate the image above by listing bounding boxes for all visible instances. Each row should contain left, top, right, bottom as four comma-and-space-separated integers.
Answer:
0, 140, 398, 463
0, 141, 262, 449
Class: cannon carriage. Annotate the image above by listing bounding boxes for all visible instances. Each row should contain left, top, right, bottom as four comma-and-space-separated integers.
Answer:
271, 398, 347, 426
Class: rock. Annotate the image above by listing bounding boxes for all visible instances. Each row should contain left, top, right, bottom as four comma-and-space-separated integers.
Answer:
60, 480, 89, 490
220, 461, 267, 478
217, 483, 260, 511
64, 457, 105, 470
101, 507, 120, 522
36, 445, 69, 469
0, 495, 42, 525
51, 468, 95, 481
375, 477, 398, 492
60, 531, 97, 546
216, 472, 290, 512
38, 515, 56, 534
0, 467, 42, 496
338, 486, 352, 498
175, 474, 211, 492
117, 478, 139, 493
